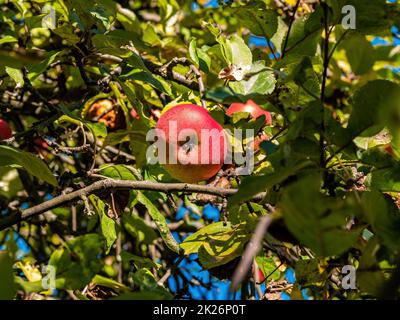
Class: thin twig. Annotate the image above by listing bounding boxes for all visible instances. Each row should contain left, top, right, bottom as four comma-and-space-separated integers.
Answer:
157, 256, 185, 286
320, 2, 331, 171
281, 0, 302, 59
189, 65, 206, 108
230, 214, 275, 292
110, 193, 123, 283
159, 57, 206, 107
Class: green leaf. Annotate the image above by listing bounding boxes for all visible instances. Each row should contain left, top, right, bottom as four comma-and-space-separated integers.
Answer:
341, 34, 376, 75
28, 51, 60, 81
181, 221, 236, 254
281, 173, 361, 257
0, 252, 17, 299
295, 259, 327, 287
341, 0, 393, 34
89, 195, 117, 254
120, 251, 160, 269
219, 34, 252, 73
237, 8, 278, 39
270, 16, 288, 53
98, 164, 137, 180
127, 124, 152, 169
85, 121, 108, 138
0, 168, 23, 198
89, 7, 113, 30
52, 25, 80, 45
357, 238, 387, 298
90, 275, 129, 292
255, 256, 281, 281
66, 233, 104, 264
137, 192, 180, 253
132, 268, 172, 299
284, 9, 323, 57
361, 191, 400, 251
49, 234, 103, 290
0, 35, 18, 45
0, 145, 58, 186
291, 57, 320, 99
229, 160, 312, 206
5, 66, 24, 86
188, 38, 199, 67
103, 131, 130, 147
359, 146, 396, 169
260, 140, 279, 155
48, 248, 71, 275
181, 222, 250, 268
91, 29, 148, 55
142, 23, 161, 47
371, 166, 400, 193
120, 69, 172, 96
197, 47, 211, 73
196, 223, 250, 269
229, 61, 276, 96
122, 213, 158, 245
347, 80, 400, 148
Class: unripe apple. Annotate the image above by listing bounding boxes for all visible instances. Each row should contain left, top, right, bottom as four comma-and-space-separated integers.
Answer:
87, 99, 124, 130
226, 99, 272, 125
0, 119, 12, 140
156, 104, 227, 183
33, 137, 50, 158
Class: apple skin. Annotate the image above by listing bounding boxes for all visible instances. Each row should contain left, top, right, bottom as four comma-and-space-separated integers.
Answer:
87, 99, 124, 130
156, 104, 227, 183
226, 99, 272, 125
0, 119, 12, 140
34, 137, 49, 150
130, 108, 139, 119
33, 137, 50, 158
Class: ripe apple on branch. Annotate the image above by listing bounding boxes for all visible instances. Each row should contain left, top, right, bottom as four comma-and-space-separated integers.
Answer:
152, 100, 273, 183
0, 119, 12, 140
155, 104, 227, 183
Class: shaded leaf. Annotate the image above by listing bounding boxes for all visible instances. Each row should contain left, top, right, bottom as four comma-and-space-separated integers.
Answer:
0, 145, 58, 186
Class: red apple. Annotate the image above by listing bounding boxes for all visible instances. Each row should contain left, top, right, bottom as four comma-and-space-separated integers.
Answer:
155, 104, 227, 183
226, 99, 272, 125
87, 99, 124, 130
0, 119, 12, 140
34, 137, 49, 150
33, 137, 50, 158
130, 108, 139, 119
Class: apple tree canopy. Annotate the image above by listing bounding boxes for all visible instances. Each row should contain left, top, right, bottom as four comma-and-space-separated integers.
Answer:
0, 0, 399, 300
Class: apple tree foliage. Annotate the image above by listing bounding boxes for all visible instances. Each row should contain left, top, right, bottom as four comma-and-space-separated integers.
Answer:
0, 0, 400, 300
